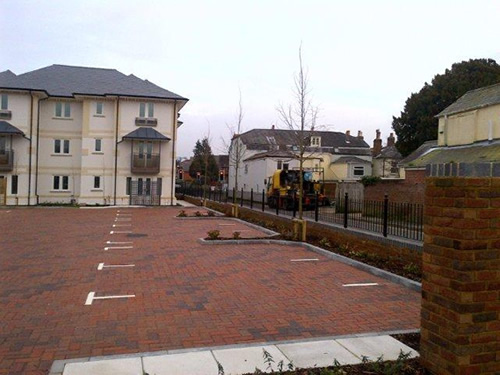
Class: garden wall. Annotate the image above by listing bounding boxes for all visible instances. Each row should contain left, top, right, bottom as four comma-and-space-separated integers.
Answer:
364, 169, 426, 204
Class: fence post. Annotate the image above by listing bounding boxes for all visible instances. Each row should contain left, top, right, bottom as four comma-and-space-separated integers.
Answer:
275, 191, 279, 216
225, 188, 228, 203
250, 189, 253, 209
293, 191, 296, 218
383, 194, 389, 237
315, 192, 319, 222
233, 188, 236, 204
240, 188, 244, 207
344, 193, 348, 228
262, 189, 265, 212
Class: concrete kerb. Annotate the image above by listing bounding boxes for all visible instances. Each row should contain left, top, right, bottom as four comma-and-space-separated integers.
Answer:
199, 238, 421, 292
180, 216, 280, 237
49, 329, 420, 375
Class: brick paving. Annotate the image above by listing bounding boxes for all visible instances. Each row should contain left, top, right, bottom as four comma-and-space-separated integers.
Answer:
0, 207, 420, 374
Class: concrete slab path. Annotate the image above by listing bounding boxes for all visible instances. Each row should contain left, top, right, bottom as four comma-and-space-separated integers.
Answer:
57, 334, 418, 375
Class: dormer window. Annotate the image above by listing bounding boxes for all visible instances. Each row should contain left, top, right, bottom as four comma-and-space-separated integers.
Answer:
266, 136, 276, 144
311, 136, 321, 147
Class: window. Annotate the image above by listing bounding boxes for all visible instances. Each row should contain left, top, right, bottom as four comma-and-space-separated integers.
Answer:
94, 139, 102, 152
11, 175, 18, 194
53, 176, 69, 191
0, 136, 6, 153
94, 176, 101, 189
244, 164, 248, 174
55, 102, 71, 118
126, 177, 132, 195
353, 166, 365, 176
145, 178, 151, 195
311, 136, 321, 147
139, 102, 154, 118
157, 178, 162, 196
54, 139, 70, 154
1, 94, 8, 110
277, 160, 282, 169
138, 178, 143, 195
95, 102, 103, 115
266, 136, 276, 144
283, 163, 289, 171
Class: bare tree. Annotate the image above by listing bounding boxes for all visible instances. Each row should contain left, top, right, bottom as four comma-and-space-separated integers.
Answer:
223, 90, 245, 193
277, 46, 319, 220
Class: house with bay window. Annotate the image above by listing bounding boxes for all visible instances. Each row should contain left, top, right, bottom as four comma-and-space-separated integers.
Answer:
0, 64, 188, 206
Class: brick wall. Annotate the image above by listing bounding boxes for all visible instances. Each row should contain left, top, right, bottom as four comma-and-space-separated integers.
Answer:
421, 173, 499, 375
364, 169, 426, 204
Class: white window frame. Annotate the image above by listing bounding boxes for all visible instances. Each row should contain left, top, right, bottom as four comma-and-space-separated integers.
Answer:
95, 102, 104, 115
93, 176, 101, 190
53, 175, 69, 191
352, 165, 365, 177
311, 136, 321, 147
1, 94, 8, 110
94, 138, 102, 153
139, 102, 155, 118
55, 102, 71, 118
54, 139, 70, 155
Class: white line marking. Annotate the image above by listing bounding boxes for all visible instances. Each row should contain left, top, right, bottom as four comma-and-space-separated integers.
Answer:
290, 258, 319, 262
110, 231, 132, 234
116, 214, 132, 216
115, 218, 131, 221
342, 283, 379, 287
106, 241, 133, 244
85, 291, 135, 305
97, 262, 135, 270
218, 223, 236, 226
113, 224, 131, 227
104, 246, 133, 251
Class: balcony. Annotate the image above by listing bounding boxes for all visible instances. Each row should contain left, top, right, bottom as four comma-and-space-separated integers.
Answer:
135, 117, 158, 126
0, 150, 13, 172
131, 153, 160, 174
0, 110, 12, 120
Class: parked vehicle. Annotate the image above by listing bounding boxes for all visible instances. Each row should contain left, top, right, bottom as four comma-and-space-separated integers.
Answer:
266, 169, 330, 210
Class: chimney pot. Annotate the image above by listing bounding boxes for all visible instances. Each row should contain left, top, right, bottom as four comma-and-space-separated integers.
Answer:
387, 132, 395, 147
357, 130, 364, 140
346, 130, 350, 137
271, 124, 275, 130
376, 129, 381, 139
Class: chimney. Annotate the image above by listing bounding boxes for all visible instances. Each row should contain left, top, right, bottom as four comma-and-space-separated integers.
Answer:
357, 130, 364, 140
372, 129, 382, 156
346, 130, 350, 137
271, 124, 275, 130
387, 132, 395, 147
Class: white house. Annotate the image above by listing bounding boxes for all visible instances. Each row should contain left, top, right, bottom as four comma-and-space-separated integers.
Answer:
0, 64, 188, 206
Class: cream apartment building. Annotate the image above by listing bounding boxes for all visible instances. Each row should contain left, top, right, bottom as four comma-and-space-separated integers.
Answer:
0, 65, 188, 206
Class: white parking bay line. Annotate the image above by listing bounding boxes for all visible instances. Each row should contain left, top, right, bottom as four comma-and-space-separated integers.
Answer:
115, 218, 131, 221
290, 258, 319, 262
110, 231, 132, 234
104, 246, 133, 251
218, 223, 236, 226
85, 292, 135, 305
116, 213, 132, 216
342, 283, 379, 287
113, 224, 131, 227
97, 262, 135, 270
106, 241, 133, 244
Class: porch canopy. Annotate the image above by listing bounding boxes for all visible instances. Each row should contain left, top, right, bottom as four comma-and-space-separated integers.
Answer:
122, 127, 171, 142
0, 121, 25, 136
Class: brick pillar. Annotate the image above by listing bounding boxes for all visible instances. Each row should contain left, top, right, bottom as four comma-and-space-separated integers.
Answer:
421, 163, 499, 375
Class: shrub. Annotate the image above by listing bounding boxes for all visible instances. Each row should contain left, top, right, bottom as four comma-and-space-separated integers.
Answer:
360, 175, 381, 186
177, 210, 187, 217
233, 231, 241, 239
319, 237, 331, 248
207, 230, 220, 240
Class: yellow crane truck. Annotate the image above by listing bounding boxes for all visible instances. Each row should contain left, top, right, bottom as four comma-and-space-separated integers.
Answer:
266, 169, 330, 210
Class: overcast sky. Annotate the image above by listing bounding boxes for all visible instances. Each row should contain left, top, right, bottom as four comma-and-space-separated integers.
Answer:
1, 0, 499, 156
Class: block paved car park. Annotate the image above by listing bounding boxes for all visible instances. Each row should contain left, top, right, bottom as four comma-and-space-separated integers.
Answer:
0, 207, 420, 374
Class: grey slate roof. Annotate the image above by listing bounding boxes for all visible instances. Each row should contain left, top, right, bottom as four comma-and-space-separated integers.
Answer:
436, 82, 500, 117
0, 65, 188, 100
375, 145, 402, 160
238, 129, 370, 151
399, 140, 438, 167
122, 127, 171, 141
0, 121, 24, 135
331, 156, 371, 164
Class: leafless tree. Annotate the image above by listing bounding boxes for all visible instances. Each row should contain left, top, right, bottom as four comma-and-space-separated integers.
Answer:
277, 46, 319, 219
222, 90, 245, 193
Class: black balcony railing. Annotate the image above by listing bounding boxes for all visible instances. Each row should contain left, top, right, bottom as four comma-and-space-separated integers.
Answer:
0, 150, 13, 172
178, 184, 424, 242
131, 153, 160, 174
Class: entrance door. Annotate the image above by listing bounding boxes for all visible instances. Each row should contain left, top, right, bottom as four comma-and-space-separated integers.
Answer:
0, 177, 5, 205
129, 178, 161, 206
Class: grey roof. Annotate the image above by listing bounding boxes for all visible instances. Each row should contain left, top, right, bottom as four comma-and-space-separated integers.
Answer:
436, 82, 500, 117
401, 140, 500, 168
0, 120, 24, 135
0, 65, 188, 100
399, 140, 438, 166
331, 156, 371, 164
122, 127, 171, 141
375, 145, 403, 160
238, 129, 370, 151
244, 150, 299, 162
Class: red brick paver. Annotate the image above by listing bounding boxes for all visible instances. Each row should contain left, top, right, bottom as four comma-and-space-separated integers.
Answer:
0, 207, 420, 374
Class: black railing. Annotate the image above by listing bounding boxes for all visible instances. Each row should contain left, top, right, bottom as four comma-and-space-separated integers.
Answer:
178, 185, 424, 242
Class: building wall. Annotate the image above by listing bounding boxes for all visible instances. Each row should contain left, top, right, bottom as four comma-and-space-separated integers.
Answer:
373, 157, 400, 178
438, 103, 500, 146
1, 90, 179, 206
364, 169, 426, 203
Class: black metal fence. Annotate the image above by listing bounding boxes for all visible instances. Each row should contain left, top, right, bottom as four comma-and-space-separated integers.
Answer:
178, 185, 423, 242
